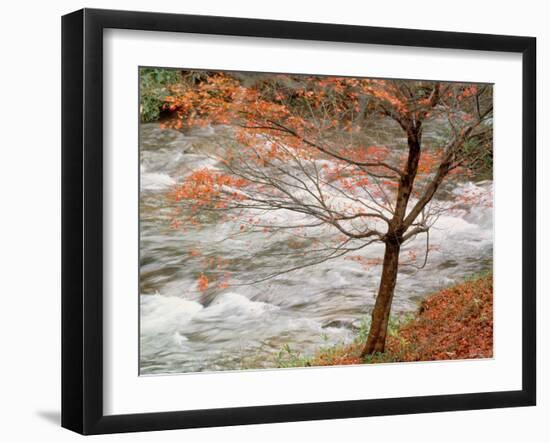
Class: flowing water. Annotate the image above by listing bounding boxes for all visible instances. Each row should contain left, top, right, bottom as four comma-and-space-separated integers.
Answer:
139, 123, 493, 375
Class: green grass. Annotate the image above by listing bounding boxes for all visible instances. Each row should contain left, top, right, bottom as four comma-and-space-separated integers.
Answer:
140, 68, 181, 123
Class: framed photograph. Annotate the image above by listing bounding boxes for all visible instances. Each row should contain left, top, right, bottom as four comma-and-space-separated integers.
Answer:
62, 8, 536, 435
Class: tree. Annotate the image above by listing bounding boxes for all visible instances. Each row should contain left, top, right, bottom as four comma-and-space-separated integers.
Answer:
162, 71, 493, 356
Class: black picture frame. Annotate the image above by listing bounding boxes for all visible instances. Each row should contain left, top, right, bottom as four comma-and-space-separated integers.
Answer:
62, 8, 536, 435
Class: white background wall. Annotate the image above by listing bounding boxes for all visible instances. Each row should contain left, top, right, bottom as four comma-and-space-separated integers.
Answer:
0, 0, 546, 441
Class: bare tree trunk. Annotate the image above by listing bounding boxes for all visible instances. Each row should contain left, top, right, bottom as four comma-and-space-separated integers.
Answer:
361, 240, 401, 356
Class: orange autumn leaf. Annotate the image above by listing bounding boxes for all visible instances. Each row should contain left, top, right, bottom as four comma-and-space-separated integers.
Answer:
169, 219, 182, 229
189, 248, 200, 257
197, 273, 209, 292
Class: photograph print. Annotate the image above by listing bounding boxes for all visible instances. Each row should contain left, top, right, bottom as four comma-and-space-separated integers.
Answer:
139, 68, 493, 375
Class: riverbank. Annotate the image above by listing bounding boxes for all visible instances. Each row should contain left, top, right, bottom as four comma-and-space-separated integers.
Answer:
276, 273, 493, 368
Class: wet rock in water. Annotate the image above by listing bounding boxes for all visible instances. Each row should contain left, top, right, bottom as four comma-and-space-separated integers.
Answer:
322, 319, 354, 329
438, 259, 459, 270
351, 319, 367, 330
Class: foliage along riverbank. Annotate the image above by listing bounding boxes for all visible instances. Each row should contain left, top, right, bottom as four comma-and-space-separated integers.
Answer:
276, 273, 493, 368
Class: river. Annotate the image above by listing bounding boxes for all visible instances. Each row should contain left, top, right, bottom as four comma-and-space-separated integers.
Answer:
139, 123, 493, 375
